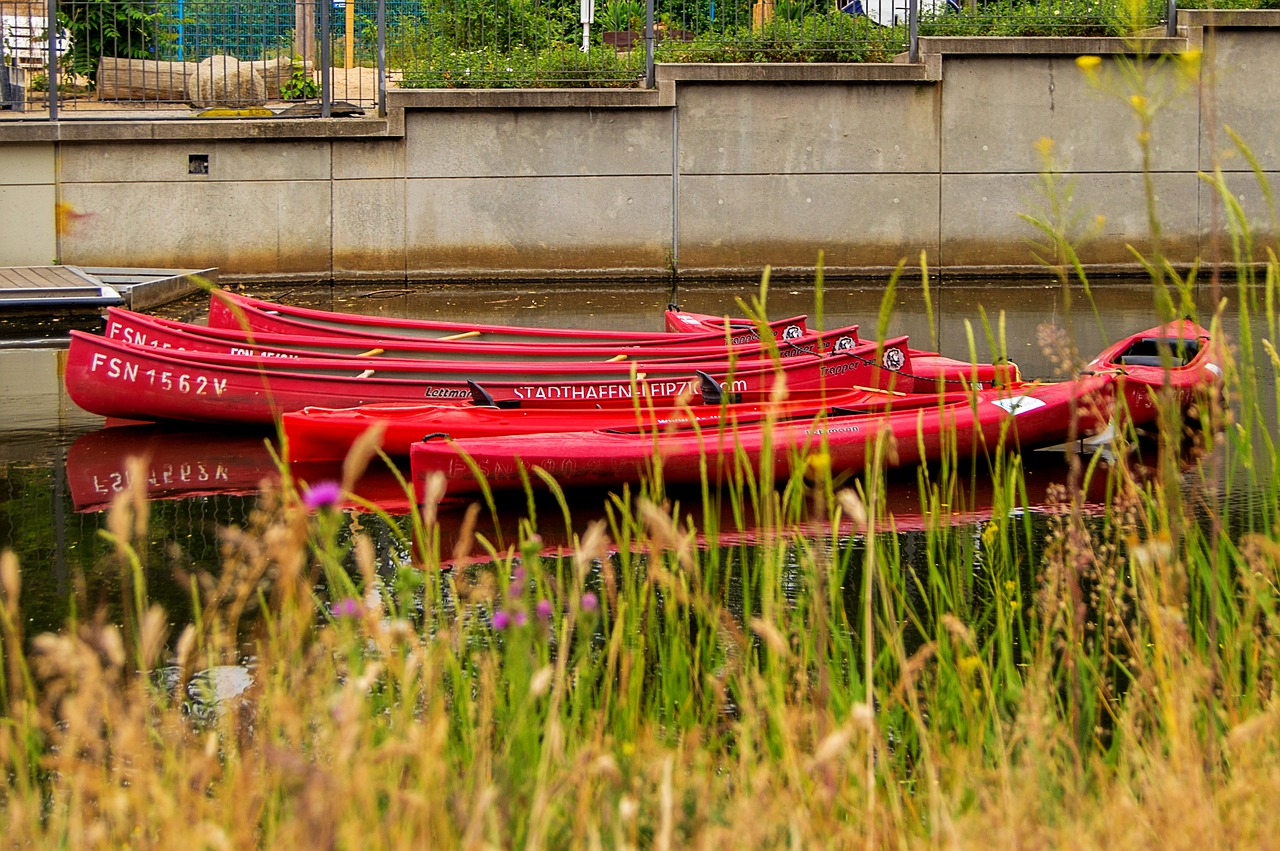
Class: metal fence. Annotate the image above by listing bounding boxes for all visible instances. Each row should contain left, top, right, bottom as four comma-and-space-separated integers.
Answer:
0, 0, 391, 113
0, 0, 1174, 116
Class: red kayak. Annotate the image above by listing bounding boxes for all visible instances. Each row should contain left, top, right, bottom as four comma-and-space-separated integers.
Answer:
1083, 319, 1218, 423
207, 290, 810, 345
280, 385, 996, 461
408, 322, 1220, 494
64, 329, 918, 425
104, 306, 861, 364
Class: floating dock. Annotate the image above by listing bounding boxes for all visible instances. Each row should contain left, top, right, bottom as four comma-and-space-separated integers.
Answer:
0, 265, 215, 312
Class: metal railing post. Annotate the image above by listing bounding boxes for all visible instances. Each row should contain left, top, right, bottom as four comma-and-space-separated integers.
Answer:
1166, 0, 1177, 37
908, 0, 919, 63
644, 0, 655, 88
319, 0, 331, 117
376, 0, 386, 116
47, 0, 58, 119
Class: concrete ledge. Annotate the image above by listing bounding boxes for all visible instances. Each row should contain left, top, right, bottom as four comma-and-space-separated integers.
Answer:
0, 116, 391, 143
1180, 9, 1280, 28
919, 35, 1188, 55
656, 62, 934, 82
390, 88, 662, 109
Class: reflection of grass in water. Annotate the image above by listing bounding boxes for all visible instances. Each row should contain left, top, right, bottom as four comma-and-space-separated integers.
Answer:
2, 139, 1280, 851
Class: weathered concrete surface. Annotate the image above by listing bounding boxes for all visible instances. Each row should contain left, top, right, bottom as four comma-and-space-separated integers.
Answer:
1198, 170, 1280, 263
940, 172, 1201, 266
0, 143, 55, 266
59, 180, 331, 274
334, 178, 407, 277
678, 173, 940, 270
404, 175, 672, 277
0, 11, 1274, 279
675, 83, 939, 175
940, 55, 1199, 174
58, 140, 333, 183
1200, 29, 1280, 172
403, 110, 671, 178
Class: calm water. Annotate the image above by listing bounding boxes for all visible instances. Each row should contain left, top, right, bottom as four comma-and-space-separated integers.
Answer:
0, 277, 1267, 635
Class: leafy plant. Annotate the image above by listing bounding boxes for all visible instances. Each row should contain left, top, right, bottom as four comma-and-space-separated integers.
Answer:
656, 11, 901, 62
599, 0, 645, 30
58, 0, 164, 87
917, 0, 1164, 37
279, 58, 318, 100
401, 42, 644, 87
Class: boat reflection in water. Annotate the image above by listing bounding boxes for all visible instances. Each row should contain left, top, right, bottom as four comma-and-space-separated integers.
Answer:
66, 424, 415, 515
65, 423, 1118, 571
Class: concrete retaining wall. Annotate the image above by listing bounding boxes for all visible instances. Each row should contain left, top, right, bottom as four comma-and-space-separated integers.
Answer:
1, 11, 1275, 281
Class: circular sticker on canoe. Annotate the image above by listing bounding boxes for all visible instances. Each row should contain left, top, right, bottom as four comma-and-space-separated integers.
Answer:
782, 324, 803, 340
882, 347, 905, 371
833, 335, 855, 352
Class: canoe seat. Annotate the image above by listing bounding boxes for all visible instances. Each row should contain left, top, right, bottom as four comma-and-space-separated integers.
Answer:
1120, 354, 1185, 367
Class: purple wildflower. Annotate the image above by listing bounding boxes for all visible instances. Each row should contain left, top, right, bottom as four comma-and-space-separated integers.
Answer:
535, 599, 554, 621
513, 611, 528, 627
303, 480, 342, 510
581, 592, 599, 612
509, 566, 526, 596
331, 597, 362, 618
492, 610, 511, 631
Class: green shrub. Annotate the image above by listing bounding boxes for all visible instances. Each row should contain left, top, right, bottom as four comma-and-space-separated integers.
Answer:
400, 43, 645, 87
599, 0, 645, 31
59, 0, 164, 86
917, 0, 1164, 37
656, 12, 902, 63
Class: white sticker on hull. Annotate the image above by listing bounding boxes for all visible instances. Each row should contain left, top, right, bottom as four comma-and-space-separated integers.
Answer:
991, 396, 1047, 415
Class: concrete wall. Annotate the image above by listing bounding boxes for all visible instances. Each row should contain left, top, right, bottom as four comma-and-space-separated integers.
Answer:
0, 143, 56, 266
0, 11, 1275, 281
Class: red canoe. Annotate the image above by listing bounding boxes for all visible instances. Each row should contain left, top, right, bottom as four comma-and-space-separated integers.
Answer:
408, 322, 1220, 494
64, 329, 919, 425
410, 375, 1117, 494
281, 385, 994, 461
104, 306, 861, 364
108, 305, 1016, 390
207, 290, 810, 345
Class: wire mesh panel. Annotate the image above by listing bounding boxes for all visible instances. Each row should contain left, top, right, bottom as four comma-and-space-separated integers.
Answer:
325, 0, 399, 106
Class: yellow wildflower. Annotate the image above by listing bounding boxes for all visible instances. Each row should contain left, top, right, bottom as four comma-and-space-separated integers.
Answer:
807, 452, 831, 476
958, 655, 983, 680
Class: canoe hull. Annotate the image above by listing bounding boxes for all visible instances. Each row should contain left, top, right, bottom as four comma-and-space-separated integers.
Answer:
104, 306, 857, 364
410, 375, 1117, 494
65, 329, 915, 425
408, 320, 1221, 495
208, 290, 810, 345
281, 387, 991, 461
